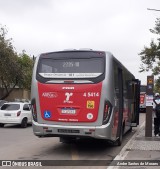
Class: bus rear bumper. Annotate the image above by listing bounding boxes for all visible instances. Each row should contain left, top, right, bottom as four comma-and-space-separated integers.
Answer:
32, 120, 113, 140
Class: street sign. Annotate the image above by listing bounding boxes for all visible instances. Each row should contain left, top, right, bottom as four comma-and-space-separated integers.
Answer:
146, 95, 153, 106
146, 76, 154, 95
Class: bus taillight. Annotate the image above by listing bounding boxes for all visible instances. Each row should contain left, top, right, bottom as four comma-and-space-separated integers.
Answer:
103, 100, 112, 125
31, 99, 37, 122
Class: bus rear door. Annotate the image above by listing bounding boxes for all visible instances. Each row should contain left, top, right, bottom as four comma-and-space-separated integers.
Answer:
131, 79, 140, 126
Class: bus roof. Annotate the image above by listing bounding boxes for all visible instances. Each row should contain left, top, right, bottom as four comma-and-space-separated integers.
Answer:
38, 49, 135, 79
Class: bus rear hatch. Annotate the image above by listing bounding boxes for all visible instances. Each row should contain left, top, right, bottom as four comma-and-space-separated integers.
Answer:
36, 51, 105, 123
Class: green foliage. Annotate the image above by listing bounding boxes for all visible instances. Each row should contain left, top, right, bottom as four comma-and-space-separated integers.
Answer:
17, 51, 33, 90
150, 18, 160, 36
139, 18, 160, 92
0, 26, 22, 85
0, 25, 33, 99
154, 78, 160, 94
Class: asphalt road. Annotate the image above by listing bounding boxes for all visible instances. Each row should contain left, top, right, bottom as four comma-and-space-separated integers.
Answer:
0, 113, 145, 169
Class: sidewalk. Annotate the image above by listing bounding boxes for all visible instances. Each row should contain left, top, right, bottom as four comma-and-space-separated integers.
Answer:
108, 116, 160, 169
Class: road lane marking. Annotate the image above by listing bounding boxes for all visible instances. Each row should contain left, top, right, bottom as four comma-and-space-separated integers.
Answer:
71, 144, 79, 160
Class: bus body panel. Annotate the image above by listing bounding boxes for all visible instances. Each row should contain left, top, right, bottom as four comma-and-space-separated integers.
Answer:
32, 120, 113, 139
32, 52, 112, 127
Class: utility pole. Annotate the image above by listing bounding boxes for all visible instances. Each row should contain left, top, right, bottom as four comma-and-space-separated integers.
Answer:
145, 76, 154, 137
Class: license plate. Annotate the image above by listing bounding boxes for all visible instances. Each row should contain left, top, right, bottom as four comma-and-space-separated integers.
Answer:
61, 109, 76, 114
4, 113, 11, 116
58, 129, 79, 133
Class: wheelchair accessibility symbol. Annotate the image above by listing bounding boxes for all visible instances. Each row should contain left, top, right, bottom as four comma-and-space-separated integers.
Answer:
44, 111, 51, 118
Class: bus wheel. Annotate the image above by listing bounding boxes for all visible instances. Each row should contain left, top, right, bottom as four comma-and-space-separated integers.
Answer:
117, 129, 123, 146
115, 126, 123, 146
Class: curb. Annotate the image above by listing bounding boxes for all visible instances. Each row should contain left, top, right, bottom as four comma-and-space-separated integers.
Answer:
107, 121, 145, 169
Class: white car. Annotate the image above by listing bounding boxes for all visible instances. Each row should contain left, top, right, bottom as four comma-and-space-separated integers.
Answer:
0, 100, 7, 108
0, 102, 32, 128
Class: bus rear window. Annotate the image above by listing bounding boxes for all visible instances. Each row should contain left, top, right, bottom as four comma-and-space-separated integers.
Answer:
37, 58, 104, 79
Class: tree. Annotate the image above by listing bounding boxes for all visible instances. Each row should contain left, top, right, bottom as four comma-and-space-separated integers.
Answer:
139, 18, 160, 92
0, 26, 33, 99
17, 51, 33, 90
155, 78, 160, 94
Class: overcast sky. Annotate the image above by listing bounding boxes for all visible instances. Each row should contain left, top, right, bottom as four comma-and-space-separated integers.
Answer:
0, 0, 160, 84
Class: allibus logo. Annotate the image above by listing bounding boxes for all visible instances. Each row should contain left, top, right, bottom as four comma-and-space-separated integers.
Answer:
64, 92, 73, 103
42, 92, 58, 98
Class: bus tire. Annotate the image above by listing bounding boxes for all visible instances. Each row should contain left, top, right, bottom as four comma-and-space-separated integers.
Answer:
115, 124, 123, 146
117, 128, 123, 146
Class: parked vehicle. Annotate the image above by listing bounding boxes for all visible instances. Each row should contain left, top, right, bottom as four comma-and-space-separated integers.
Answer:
0, 100, 7, 108
139, 92, 146, 112
139, 85, 147, 113
0, 102, 31, 128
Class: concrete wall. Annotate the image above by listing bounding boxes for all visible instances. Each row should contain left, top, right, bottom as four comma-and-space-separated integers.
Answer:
0, 88, 31, 101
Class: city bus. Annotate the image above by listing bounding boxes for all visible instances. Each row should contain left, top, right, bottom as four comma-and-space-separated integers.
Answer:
31, 50, 140, 146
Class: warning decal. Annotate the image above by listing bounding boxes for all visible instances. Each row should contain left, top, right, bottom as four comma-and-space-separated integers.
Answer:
87, 101, 95, 109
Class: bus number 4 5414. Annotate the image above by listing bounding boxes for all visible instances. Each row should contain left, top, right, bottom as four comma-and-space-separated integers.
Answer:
83, 92, 99, 97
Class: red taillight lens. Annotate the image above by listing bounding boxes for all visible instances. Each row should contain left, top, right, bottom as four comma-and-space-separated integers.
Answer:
31, 99, 37, 122
17, 111, 21, 117
104, 104, 109, 120
140, 95, 145, 104
103, 101, 112, 125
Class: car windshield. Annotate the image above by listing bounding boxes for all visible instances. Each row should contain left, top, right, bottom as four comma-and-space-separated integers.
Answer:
1, 104, 20, 111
